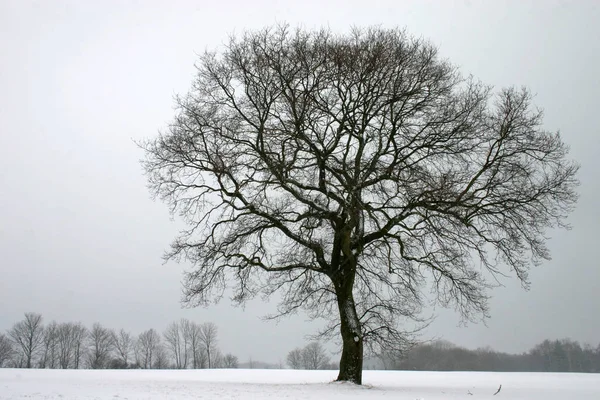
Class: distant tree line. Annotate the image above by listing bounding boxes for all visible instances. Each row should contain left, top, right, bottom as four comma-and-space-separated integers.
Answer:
286, 342, 337, 370
0, 312, 239, 370
382, 339, 600, 372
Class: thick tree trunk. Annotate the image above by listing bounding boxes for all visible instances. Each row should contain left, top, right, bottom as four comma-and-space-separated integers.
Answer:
335, 290, 363, 384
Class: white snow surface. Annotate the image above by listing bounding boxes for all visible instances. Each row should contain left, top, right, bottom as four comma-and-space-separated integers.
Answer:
1, 368, 599, 399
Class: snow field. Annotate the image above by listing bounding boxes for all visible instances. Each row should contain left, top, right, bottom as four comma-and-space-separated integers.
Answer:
1, 368, 599, 399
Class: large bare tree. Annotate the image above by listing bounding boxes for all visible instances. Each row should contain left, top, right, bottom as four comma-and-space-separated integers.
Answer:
141, 26, 579, 383
8, 312, 44, 368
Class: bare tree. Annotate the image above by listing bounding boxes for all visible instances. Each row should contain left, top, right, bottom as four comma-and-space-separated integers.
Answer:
86, 323, 114, 369
199, 322, 218, 368
56, 323, 75, 369
111, 329, 134, 367
213, 349, 225, 368
0, 333, 14, 367
164, 319, 189, 369
141, 26, 579, 384
8, 312, 44, 368
287, 343, 329, 369
153, 344, 170, 369
178, 319, 193, 368
72, 322, 87, 369
39, 321, 59, 369
287, 348, 303, 369
136, 329, 161, 369
222, 353, 239, 368
182, 320, 205, 368
56, 322, 87, 369
132, 338, 141, 368
302, 342, 330, 370
195, 347, 208, 369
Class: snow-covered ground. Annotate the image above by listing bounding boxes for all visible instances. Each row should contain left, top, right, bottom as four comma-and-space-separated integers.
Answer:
1, 368, 599, 399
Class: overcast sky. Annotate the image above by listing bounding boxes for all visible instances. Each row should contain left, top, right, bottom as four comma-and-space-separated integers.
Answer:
1, 0, 599, 363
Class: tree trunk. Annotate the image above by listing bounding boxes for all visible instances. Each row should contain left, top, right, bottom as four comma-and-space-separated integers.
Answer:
335, 288, 363, 384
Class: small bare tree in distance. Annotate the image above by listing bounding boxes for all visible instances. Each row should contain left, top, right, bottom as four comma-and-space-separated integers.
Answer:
302, 342, 330, 370
0, 333, 14, 367
153, 343, 170, 369
56, 322, 87, 369
112, 329, 134, 367
181, 320, 205, 368
286, 348, 303, 369
86, 323, 114, 369
164, 319, 189, 369
141, 25, 579, 384
39, 321, 58, 369
223, 353, 239, 368
199, 322, 218, 368
136, 329, 161, 369
8, 312, 44, 368
72, 322, 87, 369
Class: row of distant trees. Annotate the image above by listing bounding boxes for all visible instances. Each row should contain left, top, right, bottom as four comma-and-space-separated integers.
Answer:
382, 339, 600, 372
286, 342, 337, 370
0, 312, 239, 369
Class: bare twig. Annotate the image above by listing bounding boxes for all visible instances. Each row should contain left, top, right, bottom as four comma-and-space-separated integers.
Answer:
493, 384, 502, 395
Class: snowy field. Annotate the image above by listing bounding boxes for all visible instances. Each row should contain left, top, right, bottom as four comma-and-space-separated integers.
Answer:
1, 368, 599, 399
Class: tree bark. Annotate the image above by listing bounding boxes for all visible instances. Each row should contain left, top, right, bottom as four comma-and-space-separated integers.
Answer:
335, 285, 363, 384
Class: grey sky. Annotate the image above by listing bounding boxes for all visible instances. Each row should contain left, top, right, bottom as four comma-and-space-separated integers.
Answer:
1, 0, 598, 363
